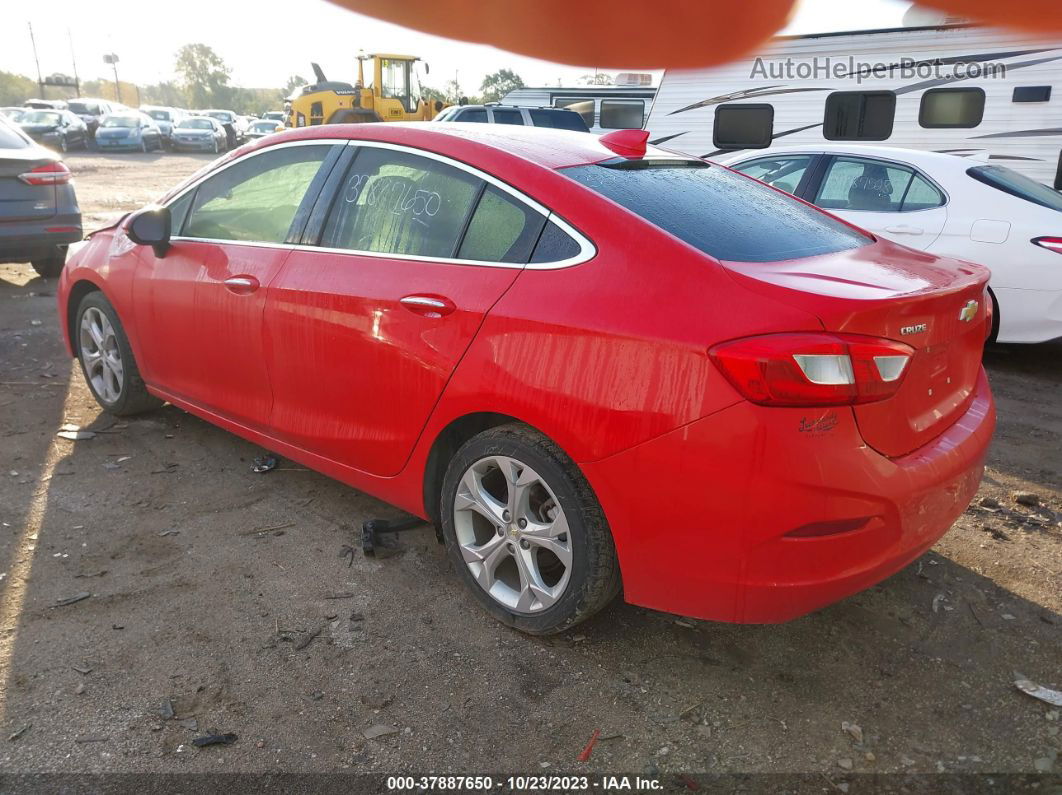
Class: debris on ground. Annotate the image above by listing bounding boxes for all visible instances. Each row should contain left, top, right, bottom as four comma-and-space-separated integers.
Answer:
7, 725, 30, 741
159, 699, 175, 720
577, 728, 601, 762
52, 592, 91, 608
251, 455, 277, 473
841, 721, 864, 744
56, 424, 95, 441
192, 733, 237, 747
1015, 677, 1062, 707
363, 724, 399, 740
1013, 492, 1041, 508
72, 665, 92, 675
294, 622, 327, 651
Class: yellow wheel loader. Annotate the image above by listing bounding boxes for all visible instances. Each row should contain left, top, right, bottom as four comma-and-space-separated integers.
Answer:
285, 54, 447, 127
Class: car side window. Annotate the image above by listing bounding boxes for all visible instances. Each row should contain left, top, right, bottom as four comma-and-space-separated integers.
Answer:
181, 145, 333, 244
814, 157, 915, 212
900, 173, 945, 211
457, 186, 546, 263
732, 156, 813, 195
458, 109, 488, 123
322, 147, 482, 258
529, 221, 581, 264
168, 191, 194, 236
491, 109, 524, 125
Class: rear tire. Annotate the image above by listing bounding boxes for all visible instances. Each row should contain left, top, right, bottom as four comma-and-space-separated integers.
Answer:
30, 246, 67, 278
75, 291, 163, 416
439, 423, 620, 635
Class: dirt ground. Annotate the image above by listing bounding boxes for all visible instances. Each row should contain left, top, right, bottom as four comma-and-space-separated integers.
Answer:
0, 152, 1060, 784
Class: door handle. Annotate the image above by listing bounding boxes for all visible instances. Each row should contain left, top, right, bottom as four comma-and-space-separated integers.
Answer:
400, 294, 455, 317
224, 275, 260, 294
885, 225, 924, 235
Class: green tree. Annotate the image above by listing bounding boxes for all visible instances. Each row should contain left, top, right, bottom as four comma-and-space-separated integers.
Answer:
579, 72, 614, 86
0, 71, 37, 105
283, 74, 308, 97
443, 78, 463, 104
479, 68, 524, 102
142, 81, 188, 107
175, 43, 232, 109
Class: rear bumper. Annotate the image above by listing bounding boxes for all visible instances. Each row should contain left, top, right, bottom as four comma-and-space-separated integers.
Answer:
582, 368, 995, 623
0, 220, 83, 264
95, 138, 140, 151
172, 139, 216, 151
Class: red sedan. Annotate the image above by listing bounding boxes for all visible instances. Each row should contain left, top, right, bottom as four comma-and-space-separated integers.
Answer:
56, 123, 995, 634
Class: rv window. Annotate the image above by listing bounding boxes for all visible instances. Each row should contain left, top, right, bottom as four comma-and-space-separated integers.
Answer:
731, 155, 814, 195
713, 104, 773, 150
968, 165, 1062, 212
1013, 86, 1052, 103
823, 92, 895, 141
919, 88, 985, 128
553, 97, 595, 126
600, 100, 645, 129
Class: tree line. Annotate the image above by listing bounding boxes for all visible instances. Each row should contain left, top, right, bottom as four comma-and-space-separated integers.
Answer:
0, 43, 614, 113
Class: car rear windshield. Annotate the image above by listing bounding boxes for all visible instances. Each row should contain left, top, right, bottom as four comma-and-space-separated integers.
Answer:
146, 110, 171, 121
68, 102, 99, 115
561, 160, 869, 262
0, 120, 29, 149
967, 165, 1062, 212
180, 119, 214, 130
21, 111, 61, 125
102, 116, 137, 128
529, 109, 588, 132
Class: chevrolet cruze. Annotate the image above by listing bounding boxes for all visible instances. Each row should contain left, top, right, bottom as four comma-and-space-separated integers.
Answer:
56, 124, 995, 634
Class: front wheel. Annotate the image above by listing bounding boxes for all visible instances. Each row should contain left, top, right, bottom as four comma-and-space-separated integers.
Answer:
213, 139, 220, 154
75, 292, 163, 416
439, 424, 620, 635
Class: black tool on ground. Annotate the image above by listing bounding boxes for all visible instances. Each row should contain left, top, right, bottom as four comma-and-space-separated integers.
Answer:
361, 517, 426, 556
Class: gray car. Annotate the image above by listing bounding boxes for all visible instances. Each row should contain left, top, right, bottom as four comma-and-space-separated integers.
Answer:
170, 116, 227, 153
0, 117, 82, 278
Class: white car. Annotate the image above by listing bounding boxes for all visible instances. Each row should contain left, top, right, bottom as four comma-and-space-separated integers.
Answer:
717, 144, 1062, 344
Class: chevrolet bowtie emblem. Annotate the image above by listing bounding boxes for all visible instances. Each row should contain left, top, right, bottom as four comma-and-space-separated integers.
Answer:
958, 299, 979, 323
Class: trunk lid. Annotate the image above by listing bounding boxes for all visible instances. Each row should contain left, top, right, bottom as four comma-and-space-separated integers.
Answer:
0, 151, 58, 223
721, 238, 990, 457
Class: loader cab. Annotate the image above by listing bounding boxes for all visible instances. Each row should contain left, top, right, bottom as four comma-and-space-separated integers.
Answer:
366, 53, 423, 118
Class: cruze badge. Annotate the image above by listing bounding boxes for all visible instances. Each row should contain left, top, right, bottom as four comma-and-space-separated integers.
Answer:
959, 300, 979, 323
900, 323, 928, 336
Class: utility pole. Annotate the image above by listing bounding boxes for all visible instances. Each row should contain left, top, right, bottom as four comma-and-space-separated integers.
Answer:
68, 29, 81, 98
103, 53, 121, 103
28, 22, 44, 98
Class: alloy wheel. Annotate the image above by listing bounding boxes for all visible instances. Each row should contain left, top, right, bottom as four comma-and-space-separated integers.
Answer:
79, 307, 124, 403
453, 456, 573, 614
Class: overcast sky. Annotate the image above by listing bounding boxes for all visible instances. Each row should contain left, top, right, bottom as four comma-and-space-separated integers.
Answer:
2, 0, 913, 95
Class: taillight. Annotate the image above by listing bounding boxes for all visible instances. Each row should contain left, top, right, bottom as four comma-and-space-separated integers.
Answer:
18, 161, 72, 186
709, 333, 914, 407
1032, 236, 1062, 254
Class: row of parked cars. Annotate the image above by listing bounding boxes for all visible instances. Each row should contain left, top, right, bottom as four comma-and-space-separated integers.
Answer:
0, 100, 287, 155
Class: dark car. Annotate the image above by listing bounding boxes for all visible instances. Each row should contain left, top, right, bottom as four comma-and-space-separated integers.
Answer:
170, 116, 227, 153
0, 117, 82, 277
432, 103, 590, 132
18, 109, 88, 153
67, 98, 119, 140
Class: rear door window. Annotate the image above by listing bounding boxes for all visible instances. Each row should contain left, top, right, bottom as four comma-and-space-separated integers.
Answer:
456, 109, 488, 123
530, 109, 588, 131
322, 146, 482, 257
815, 157, 944, 212
181, 144, 334, 243
490, 108, 524, 125
457, 186, 546, 263
552, 97, 594, 127
563, 160, 867, 262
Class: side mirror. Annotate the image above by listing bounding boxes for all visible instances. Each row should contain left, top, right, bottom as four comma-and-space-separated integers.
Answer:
127, 206, 171, 258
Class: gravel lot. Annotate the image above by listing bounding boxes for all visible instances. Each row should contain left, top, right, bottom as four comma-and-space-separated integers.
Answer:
0, 151, 1060, 783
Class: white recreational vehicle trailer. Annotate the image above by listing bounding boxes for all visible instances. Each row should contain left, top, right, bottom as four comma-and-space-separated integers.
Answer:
644, 24, 1062, 187
503, 85, 657, 133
